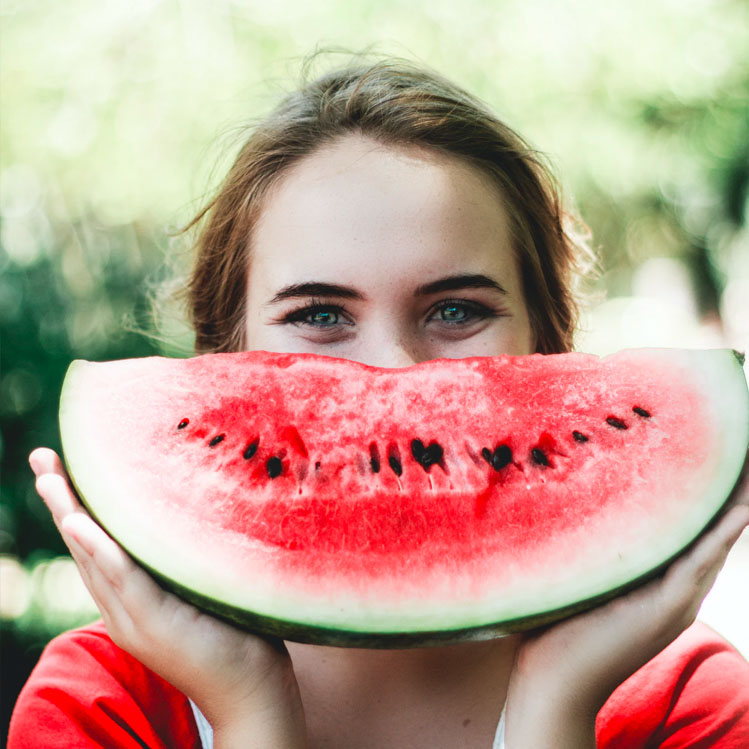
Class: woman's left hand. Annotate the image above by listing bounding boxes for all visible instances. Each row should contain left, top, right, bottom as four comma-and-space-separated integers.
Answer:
504, 467, 749, 748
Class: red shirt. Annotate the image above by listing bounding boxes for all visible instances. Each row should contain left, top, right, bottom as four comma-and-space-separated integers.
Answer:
9, 620, 749, 748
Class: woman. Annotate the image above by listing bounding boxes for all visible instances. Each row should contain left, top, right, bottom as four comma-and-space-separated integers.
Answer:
12, 59, 749, 748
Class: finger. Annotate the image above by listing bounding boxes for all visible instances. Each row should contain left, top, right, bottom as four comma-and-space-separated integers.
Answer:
734, 469, 749, 508
35, 473, 84, 523
29, 448, 67, 479
61, 526, 112, 607
62, 512, 131, 588
727, 451, 749, 508
35, 478, 136, 625
662, 505, 749, 613
61, 513, 193, 656
34, 474, 117, 615
59, 516, 140, 637
62, 512, 168, 619
678, 505, 749, 582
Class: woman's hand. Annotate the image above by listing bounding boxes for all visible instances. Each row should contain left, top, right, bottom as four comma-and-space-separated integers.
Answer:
505, 468, 749, 749
30, 447, 308, 749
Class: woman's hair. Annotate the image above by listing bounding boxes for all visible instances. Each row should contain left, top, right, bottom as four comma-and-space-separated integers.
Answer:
184, 57, 594, 354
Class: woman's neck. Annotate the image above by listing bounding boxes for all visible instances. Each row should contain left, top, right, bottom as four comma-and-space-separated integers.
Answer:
286, 635, 521, 749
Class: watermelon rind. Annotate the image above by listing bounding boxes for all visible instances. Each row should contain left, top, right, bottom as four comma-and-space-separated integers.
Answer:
58, 348, 749, 647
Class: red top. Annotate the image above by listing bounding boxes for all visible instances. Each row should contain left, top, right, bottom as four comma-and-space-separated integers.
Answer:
8, 620, 749, 748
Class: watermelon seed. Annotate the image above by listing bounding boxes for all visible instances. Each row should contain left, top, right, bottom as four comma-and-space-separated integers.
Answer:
266, 456, 283, 478
369, 443, 381, 473
243, 440, 259, 460
531, 448, 549, 466
632, 406, 651, 418
424, 443, 443, 465
481, 445, 512, 471
177, 419, 189, 429
411, 439, 425, 461
572, 430, 589, 442
389, 456, 403, 476
411, 440, 444, 470
209, 434, 225, 447
606, 416, 628, 430
493, 445, 512, 471
387, 445, 403, 476
315, 461, 321, 470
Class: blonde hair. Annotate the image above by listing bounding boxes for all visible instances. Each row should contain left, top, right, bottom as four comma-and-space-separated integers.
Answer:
183, 58, 594, 354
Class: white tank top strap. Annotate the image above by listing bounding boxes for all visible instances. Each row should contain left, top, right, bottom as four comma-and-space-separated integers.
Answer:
493, 702, 506, 748
189, 699, 214, 748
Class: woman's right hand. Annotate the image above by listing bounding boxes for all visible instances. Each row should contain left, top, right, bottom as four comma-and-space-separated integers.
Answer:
30, 447, 308, 749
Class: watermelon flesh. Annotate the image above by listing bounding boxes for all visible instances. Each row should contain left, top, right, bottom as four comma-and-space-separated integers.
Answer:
59, 349, 749, 646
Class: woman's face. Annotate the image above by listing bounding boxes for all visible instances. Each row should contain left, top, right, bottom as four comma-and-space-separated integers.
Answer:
244, 135, 534, 367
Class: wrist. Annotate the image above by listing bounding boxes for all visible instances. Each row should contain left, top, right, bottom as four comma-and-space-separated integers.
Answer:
505, 675, 600, 749
504, 696, 597, 749
195, 667, 307, 749
213, 714, 307, 749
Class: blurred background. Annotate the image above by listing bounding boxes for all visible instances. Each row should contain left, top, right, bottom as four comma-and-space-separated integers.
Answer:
1, 0, 748, 738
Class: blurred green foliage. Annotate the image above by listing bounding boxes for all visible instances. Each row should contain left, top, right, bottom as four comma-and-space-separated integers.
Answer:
1, 0, 748, 738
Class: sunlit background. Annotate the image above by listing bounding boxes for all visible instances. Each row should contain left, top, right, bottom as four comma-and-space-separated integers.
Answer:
2, 0, 748, 737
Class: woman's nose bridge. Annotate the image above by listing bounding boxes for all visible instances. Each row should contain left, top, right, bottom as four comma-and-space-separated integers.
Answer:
365, 331, 425, 368
384, 343, 420, 368
353, 309, 429, 368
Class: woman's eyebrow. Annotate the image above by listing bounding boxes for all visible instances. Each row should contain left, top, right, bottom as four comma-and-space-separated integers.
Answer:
267, 282, 365, 305
414, 274, 508, 296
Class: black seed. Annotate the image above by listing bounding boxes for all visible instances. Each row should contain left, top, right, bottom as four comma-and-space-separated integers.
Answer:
388, 456, 403, 476
481, 447, 493, 464
243, 440, 258, 460
411, 439, 425, 461
492, 445, 512, 471
315, 461, 321, 470
606, 416, 628, 430
177, 419, 189, 430
209, 434, 225, 447
531, 447, 549, 466
266, 456, 282, 478
572, 430, 589, 443
369, 443, 381, 473
412, 440, 443, 469
423, 443, 443, 466
632, 406, 651, 418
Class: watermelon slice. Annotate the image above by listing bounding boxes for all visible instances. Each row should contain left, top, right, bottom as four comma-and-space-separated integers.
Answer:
59, 348, 748, 647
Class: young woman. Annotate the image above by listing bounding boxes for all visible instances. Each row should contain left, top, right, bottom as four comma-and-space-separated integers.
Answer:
11, 59, 749, 748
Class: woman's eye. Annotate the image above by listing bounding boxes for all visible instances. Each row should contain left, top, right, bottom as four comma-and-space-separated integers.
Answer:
284, 304, 351, 328
307, 309, 339, 326
439, 304, 470, 322
430, 300, 496, 325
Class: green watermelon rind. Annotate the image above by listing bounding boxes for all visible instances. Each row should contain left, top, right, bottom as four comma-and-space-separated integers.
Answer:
59, 348, 749, 648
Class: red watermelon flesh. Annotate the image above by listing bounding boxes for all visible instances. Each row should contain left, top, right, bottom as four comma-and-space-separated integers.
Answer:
59, 348, 748, 646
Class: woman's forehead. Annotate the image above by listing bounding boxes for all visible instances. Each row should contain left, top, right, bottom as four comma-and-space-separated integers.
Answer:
254, 135, 511, 242
249, 134, 520, 295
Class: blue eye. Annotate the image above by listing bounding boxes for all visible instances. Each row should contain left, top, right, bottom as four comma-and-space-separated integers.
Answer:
439, 304, 469, 322
431, 300, 496, 325
308, 309, 339, 326
284, 303, 351, 329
